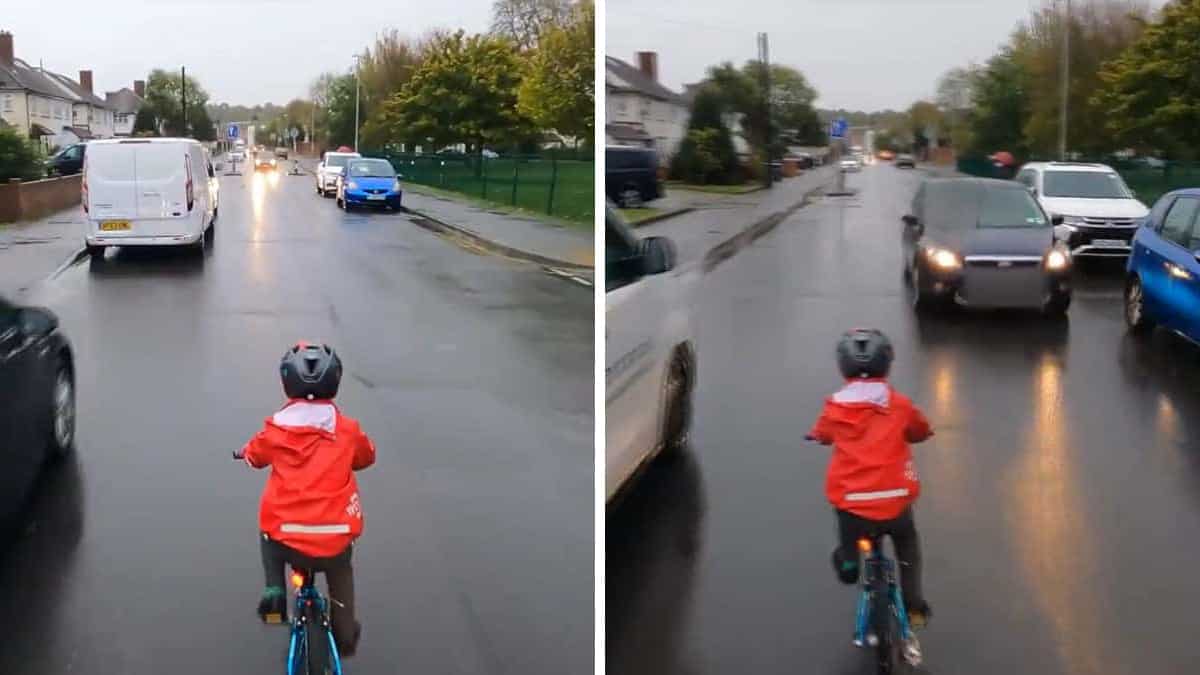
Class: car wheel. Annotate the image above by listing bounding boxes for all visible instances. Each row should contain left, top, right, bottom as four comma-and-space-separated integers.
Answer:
909, 263, 938, 314
1125, 276, 1154, 334
47, 360, 75, 460
193, 227, 206, 255
316, 184, 324, 196
660, 348, 693, 457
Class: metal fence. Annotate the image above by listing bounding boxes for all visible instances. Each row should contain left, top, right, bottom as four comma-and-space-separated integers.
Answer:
375, 153, 593, 223
957, 155, 1200, 206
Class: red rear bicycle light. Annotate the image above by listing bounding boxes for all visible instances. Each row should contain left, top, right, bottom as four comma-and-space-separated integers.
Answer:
857, 538, 872, 553
291, 572, 304, 588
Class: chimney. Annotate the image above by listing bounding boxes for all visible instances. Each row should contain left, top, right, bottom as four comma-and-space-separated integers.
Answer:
134, 79, 145, 98
79, 70, 93, 94
636, 52, 658, 83
0, 31, 13, 68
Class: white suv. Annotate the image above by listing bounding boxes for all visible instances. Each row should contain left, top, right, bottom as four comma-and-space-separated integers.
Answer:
316, 151, 361, 197
606, 207, 696, 502
1015, 162, 1149, 257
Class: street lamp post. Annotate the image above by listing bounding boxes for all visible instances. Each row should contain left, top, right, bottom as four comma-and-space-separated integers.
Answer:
1059, 0, 1070, 161
353, 54, 362, 152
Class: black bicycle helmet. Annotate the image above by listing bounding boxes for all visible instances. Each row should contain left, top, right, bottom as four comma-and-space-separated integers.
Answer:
280, 342, 342, 400
836, 328, 894, 379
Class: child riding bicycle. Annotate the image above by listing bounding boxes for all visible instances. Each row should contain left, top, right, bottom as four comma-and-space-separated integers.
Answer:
238, 342, 376, 657
807, 328, 933, 629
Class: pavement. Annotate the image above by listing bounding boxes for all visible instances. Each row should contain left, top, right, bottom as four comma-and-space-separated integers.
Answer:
634, 166, 836, 267
293, 156, 593, 270
608, 162, 1200, 674
0, 209, 87, 294
0, 167, 591, 674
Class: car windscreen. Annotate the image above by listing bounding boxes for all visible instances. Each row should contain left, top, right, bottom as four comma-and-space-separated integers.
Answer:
326, 155, 354, 169
1043, 171, 1131, 199
923, 181, 1048, 230
347, 160, 395, 177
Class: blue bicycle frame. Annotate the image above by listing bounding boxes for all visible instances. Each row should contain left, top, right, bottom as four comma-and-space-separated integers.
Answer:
286, 568, 343, 675
853, 535, 913, 647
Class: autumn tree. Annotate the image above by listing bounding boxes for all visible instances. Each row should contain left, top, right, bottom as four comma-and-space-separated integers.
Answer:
490, 0, 573, 50
517, 0, 593, 142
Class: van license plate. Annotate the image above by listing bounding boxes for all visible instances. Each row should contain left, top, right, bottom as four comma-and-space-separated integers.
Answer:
1093, 239, 1126, 248
100, 220, 131, 231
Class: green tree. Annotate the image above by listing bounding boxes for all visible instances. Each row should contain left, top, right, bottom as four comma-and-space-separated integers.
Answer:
670, 84, 740, 184
1094, 0, 1200, 158
389, 31, 532, 152
0, 125, 45, 181
133, 106, 158, 135
323, 74, 359, 148
706, 61, 822, 159
490, 0, 573, 50
517, 0, 594, 142
141, 69, 212, 138
191, 104, 216, 141
936, 66, 978, 149
966, 48, 1032, 157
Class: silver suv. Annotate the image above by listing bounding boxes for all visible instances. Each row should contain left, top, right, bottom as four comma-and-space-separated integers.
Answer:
1015, 162, 1149, 257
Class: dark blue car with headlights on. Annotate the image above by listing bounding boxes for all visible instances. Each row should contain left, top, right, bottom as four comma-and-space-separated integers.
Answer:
335, 158, 403, 211
1124, 189, 1200, 338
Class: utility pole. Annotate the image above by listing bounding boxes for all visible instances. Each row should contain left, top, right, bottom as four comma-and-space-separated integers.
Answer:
1059, 0, 1070, 160
757, 33, 772, 188
353, 54, 362, 152
181, 66, 187, 137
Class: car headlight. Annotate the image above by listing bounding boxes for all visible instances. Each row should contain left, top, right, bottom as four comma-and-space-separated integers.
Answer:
925, 247, 962, 270
347, 181, 359, 190
392, 179, 402, 192
1045, 249, 1070, 271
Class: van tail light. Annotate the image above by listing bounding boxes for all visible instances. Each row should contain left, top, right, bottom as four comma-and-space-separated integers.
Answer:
81, 157, 89, 214
185, 158, 194, 212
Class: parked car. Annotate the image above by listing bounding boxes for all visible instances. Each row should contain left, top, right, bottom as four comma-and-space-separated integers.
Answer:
0, 296, 75, 529
606, 146, 661, 208
316, 151, 362, 197
274, 146, 289, 160
895, 153, 916, 169
255, 153, 277, 171
902, 177, 1072, 316
46, 143, 86, 176
839, 156, 861, 172
1015, 161, 1149, 258
82, 138, 219, 256
336, 158, 403, 211
1125, 189, 1200, 338
606, 205, 696, 502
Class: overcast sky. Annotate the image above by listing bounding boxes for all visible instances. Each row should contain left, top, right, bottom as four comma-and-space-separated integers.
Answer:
3, 0, 493, 106
607, 0, 1168, 111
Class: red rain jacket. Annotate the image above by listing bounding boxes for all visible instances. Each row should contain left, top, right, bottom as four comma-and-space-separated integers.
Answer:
809, 380, 932, 520
242, 400, 376, 557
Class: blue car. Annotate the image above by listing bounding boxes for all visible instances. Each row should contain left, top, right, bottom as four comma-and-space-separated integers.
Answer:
1125, 189, 1200, 339
335, 158, 403, 211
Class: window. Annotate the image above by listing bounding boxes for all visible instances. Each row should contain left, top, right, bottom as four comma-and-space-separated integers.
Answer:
1016, 170, 1035, 189
1043, 171, 1131, 199
1, 94, 11, 112
977, 187, 1048, 228
617, 99, 626, 114
1160, 197, 1200, 247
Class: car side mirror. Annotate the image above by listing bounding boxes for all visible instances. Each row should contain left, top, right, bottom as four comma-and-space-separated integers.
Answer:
1050, 214, 1064, 226
640, 236, 677, 275
902, 214, 920, 228
16, 306, 58, 337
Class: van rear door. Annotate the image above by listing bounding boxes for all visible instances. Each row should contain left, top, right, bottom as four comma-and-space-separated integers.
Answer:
85, 143, 138, 220
135, 143, 189, 221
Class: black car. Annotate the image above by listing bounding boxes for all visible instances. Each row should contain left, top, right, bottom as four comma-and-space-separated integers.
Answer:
0, 296, 75, 527
902, 178, 1072, 316
606, 146, 661, 208
895, 153, 916, 169
46, 143, 86, 176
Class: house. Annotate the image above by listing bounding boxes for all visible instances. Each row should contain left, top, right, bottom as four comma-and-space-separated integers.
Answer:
105, 80, 145, 136
605, 52, 688, 161
0, 30, 115, 149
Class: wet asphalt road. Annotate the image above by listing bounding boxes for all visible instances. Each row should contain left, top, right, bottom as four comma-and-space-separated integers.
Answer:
609, 162, 1200, 675
0, 166, 591, 674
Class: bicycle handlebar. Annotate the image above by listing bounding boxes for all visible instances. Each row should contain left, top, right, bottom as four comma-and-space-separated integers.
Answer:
232, 449, 245, 461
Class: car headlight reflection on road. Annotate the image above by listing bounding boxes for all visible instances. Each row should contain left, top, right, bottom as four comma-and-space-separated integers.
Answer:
1045, 249, 1070, 271
347, 181, 359, 190
925, 247, 962, 270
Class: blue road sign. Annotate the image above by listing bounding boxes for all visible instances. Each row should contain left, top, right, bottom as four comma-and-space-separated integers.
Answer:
227, 124, 238, 139
830, 118, 848, 139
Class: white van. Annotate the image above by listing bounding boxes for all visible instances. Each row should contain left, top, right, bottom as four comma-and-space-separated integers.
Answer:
83, 138, 219, 255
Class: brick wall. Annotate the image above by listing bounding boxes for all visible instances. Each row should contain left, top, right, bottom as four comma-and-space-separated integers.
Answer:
0, 175, 82, 223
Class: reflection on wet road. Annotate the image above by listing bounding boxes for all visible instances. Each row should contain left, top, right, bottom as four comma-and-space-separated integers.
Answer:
0, 165, 591, 674
608, 164, 1200, 674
